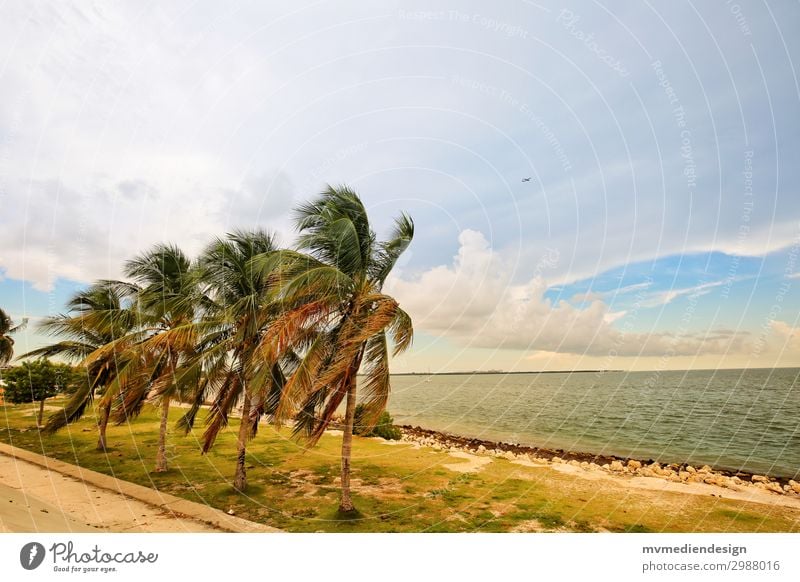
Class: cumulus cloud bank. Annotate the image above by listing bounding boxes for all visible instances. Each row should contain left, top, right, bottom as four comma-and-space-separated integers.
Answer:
387, 230, 751, 357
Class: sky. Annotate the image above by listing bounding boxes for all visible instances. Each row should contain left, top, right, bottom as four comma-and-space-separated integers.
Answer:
1, 1, 799, 373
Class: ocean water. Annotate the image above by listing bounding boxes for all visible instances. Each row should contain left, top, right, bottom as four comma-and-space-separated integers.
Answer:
387, 368, 800, 478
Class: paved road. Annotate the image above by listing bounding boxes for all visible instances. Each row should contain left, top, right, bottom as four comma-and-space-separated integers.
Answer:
0, 444, 279, 533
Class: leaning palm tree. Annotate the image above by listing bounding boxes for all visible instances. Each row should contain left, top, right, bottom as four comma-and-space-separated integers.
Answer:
21, 282, 138, 450
267, 185, 414, 513
107, 243, 202, 472
1, 307, 27, 367
176, 230, 290, 491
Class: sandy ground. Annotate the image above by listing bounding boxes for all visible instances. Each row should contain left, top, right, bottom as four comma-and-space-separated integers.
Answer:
443, 451, 493, 473
0, 453, 220, 533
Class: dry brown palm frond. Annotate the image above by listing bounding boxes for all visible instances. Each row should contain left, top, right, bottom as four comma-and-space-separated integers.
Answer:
201, 369, 244, 453
273, 331, 332, 424
358, 331, 391, 429
306, 376, 350, 447
388, 306, 414, 355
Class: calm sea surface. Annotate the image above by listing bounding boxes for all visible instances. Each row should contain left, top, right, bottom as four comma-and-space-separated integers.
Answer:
387, 368, 800, 478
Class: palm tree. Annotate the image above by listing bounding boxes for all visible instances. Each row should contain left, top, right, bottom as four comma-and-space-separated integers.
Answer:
0, 307, 27, 367
21, 282, 138, 450
110, 243, 201, 472
176, 230, 290, 491
268, 185, 414, 513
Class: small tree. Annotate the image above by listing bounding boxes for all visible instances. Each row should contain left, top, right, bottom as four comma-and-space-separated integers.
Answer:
3, 360, 83, 426
353, 404, 401, 440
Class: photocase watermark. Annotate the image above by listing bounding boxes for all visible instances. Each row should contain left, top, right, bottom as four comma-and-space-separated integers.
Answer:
397, 9, 529, 39
20, 542, 46, 570
726, 1, 752, 38
652, 60, 697, 196
556, 9, 630, 77
509, 247, 560, 334
0, 90, 27, 213
451, 75, 573, 172
595, 277, 653, 376
299, 141, 369, 191
18, 540, 159, 575
750, 227, 800, 358
721, 149, 755, 299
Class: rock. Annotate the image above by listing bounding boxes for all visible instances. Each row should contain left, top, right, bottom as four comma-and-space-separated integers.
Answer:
588, 462, 600, 470
580, 461, 589, 469
503, 451, 516, 461
568, 460, 581, 467
601, 464, 610, 470
667, 474, 682, 482
627, 460, 642, 470
788, 480, 800, 494
703, 476, 718, 485
751, 475, 769, 483
685, 465, 696, 473
638, 468, 656, 478
226, 509, 235, 515
609, 460, 625, 472
477, 445, 487, 454
551, 456, 563, 464
688, 474, 706, 484
678, 471, 691, 481
764, 482, 784, 494
698, 465, 713, 474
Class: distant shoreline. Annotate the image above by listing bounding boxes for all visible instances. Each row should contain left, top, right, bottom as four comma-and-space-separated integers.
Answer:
389, 366, 800, 376
390, 369, 622, 376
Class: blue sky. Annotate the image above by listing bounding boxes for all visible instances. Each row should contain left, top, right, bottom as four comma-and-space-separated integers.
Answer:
1, 1, 799, 371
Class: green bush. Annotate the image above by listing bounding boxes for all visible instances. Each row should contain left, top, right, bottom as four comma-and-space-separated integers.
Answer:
353, 404, 401, 440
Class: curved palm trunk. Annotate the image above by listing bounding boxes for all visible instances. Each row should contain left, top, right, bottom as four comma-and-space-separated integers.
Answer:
339, 375, 358, 513
233, 393, 251, 492
96, 401, 111, 451
154, 397, 171, 472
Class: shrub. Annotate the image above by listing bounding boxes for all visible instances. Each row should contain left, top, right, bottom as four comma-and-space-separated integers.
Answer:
353, 404, 401, 440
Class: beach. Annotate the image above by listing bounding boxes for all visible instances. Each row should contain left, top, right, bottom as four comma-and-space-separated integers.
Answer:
398, 425, 800, 505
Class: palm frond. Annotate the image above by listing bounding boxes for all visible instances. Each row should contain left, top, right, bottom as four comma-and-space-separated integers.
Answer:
358, 331, 391, 429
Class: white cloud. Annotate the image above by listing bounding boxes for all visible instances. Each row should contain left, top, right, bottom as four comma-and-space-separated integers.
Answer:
386, 230, 750, 357
1, 0, 798, 300
642, 280, 727, 308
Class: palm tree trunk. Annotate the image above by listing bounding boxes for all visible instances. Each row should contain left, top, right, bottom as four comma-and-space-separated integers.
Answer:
233, 393, 251, 492
96, 401, 111, 451
154, 397, 170, 472
339, 375, 358, 513
37, 398, 46, 427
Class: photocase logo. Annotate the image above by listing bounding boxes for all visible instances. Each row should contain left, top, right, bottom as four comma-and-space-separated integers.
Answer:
19, 542, 46, 570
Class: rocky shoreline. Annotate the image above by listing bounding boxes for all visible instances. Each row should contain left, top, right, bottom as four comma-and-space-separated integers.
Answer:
398, 425, 800, 497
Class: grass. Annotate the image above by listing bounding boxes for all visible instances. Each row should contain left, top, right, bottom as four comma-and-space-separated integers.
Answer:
2, 398, 799, 533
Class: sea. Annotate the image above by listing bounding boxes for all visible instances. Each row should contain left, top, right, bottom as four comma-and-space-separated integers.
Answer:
387, 368, 800, 479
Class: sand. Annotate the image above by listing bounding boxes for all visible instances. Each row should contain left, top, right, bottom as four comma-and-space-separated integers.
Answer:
443, 451, 493, 473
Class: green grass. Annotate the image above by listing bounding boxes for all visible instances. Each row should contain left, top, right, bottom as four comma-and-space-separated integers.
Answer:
2, 399, 799, 533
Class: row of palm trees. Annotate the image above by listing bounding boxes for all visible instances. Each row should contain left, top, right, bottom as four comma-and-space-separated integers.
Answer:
1, 308, 27, 368
19, 186, 414, 513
